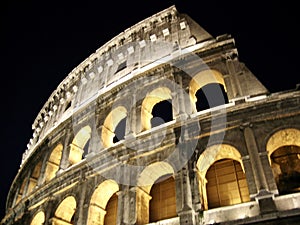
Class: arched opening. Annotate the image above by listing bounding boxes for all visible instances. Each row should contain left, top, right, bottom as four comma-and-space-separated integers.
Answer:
196, 144, 250, 209
195, 83, 228, 111
271, 146, 300, 194
267, 128, 300, 195
113, 117, 126, 143
136, 162, 175, 224
52, 196, 76, 225
189, 70, 228, 112
30, 211, 45, 225
206, 159, 250, 209
15, 178, 28, 204
27, 161, 42, 194
141, 87, 173, 130
149, 175, 177, 222
150, 99, 173, 128
102, 106, 127, 147
104, 193, 118, 225
44, 144, 63, 183
69, 126, 91, 165
87, 180, 119, 225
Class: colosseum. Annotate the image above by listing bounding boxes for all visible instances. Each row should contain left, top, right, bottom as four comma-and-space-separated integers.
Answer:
1, 5, 300, 225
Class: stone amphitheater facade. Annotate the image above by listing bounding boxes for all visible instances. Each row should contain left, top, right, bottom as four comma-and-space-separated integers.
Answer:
1, 5, 300, 225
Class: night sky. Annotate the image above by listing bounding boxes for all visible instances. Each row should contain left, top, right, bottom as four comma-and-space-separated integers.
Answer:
0, 0, 299, 220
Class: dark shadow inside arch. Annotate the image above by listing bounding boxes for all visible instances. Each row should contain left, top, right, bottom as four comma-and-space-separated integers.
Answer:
195, 83, 228, 112
271, 145, 300, 195
71, 211, 75, 224
82, 139, 90, 158
151, 99, 173, 128
113, 117, 127, 143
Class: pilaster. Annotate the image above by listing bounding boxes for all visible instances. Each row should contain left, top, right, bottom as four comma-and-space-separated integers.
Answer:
175, 166, 197, 225
241, 123, 277, 214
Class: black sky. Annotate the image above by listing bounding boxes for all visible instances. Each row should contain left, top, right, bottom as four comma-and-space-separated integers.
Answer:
0, 0, 299, 220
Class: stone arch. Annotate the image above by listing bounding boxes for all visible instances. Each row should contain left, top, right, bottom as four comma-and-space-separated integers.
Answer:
52, 196, 77, 225
87, 179, 119, 225
27, 161, 43, 194
141, 87, 173, 130
189, 69, 228, 112
196, 144, 249, 209
102, 106, 127, 148
266, 128, 300, 195
44, 144, 63, 183
266, 128, 300, 158
30, 210, 45, 225
136, 162, 175, 224
69, 125, 91, 165
15, 177, 28, 205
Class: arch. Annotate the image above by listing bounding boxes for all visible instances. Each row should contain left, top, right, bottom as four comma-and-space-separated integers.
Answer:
102, 106, 127, 148
113, 117, 126, 143
266, 128, 300, 195
30, 211, 45, 225
149, 176, 177, 223
44, 144, 63, 183
137, 161, 175, 193
205, 159, 250, 209
151, 100, 173, 128
69, 125, 91, 165
189, 69, 228, 112
15, 177, 28, 204
266, 128, 300, 158
141, 87, 173, 130
136, 162, 175, 224
196, 144, 249, 209
196, 144, 243, 178
103, 193, 118, 225
52, 196, 77, 225
27, 161, 43, 194
87, 179, 119, 225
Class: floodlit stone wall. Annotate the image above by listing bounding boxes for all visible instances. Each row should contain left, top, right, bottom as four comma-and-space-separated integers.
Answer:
2, 5, 300, 225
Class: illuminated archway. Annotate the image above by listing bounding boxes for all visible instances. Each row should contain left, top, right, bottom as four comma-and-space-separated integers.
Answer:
266, 128, 300, 194
52, 196, 76, 225
87, 179, 119, 225
44, 144, 63, 183
27, 161, 42, 194
30, 211, 45, 225
149, 175, 177, 222
102, 106, 127, 148
141, 87, 173, 130
196, 144, 249, 209
15, 177, 28, 205
69, 126, 91, 165
189, 70, 228, 112
136, 162, 175, 224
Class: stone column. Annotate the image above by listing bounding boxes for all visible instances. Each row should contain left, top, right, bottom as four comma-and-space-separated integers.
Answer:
135, 187, 152, 225
57, 126, 72, 172
241, 155, 258, 198
241, 123, 276, 213
226, 57, 243, 99
125, 93, 137, 139
75, 177, 87, 225
175, 166, 197, 225
86, 125, 101, 158
191, 167, 204, 223
174, 72, 190, 120
37, 154, 49, 187
117, 187, 137, 225
260, 151, 278, 195
135, 104, 143, 133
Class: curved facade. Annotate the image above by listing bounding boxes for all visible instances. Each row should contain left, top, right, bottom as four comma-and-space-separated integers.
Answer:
1, 5, 300, 225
